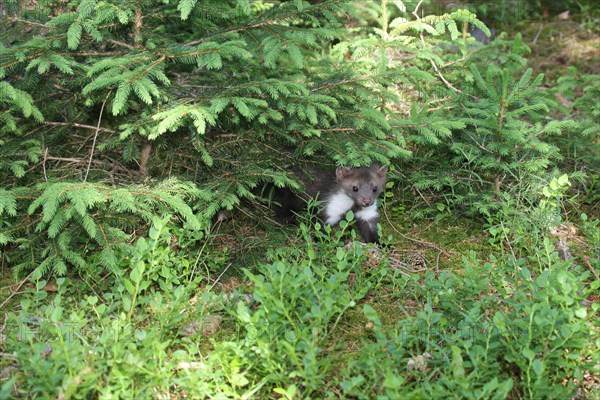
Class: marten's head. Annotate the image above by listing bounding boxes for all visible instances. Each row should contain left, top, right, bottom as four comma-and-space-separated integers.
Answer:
336, 165, 388, 208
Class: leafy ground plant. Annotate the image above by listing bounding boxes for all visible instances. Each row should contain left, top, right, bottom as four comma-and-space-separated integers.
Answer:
2, 207, 598, 399
341, 250, 597, 399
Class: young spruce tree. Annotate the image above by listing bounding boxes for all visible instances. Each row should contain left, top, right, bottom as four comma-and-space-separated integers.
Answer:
1, 0, 412, 275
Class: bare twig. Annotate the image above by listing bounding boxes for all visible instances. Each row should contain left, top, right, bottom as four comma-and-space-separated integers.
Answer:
134, 9, 143, 47
0, 270, 35, 310
45, 156, 85, 163
387, 248, 430, 273
382, 205, 451, 258
138, 141, 152, 178
583, 256, 600, 281
45, 121, 118, 135
1, 312, 7, 335
4, 16, 46, 28
413, 186, 431, 207
412, 0, 424, 18
532, 23, 544, 45
501, 221, 516, 260
42, 147, 48, 182
106, 39, 135, 50
84, 92, 110, 182
209, 263, 233, 292
427, 48, 463, 93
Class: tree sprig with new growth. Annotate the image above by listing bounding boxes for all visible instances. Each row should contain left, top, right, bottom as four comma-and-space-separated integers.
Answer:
1, 179, 208, 276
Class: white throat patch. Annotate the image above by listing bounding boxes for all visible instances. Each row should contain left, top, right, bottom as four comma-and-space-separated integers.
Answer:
323, 190, 379, 226
355, 203, 379, 225
324, 190, 354, 225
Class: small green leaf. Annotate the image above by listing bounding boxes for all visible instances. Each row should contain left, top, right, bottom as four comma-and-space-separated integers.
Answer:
363, 304, 381, 326
451, 346, 465, 379
50, 305, 64, 323
236, 301, 252, 324
384, 372, 404, 389
574, 308, 587, 319
336, 247, 346, 261
532, 359, 545, 376
557, 174, 569, 186
346, 210, 355, 222
542, 186, 551, 197
522, 348, 535, 361
122, 278, 134, 294
149, 226, 160, 240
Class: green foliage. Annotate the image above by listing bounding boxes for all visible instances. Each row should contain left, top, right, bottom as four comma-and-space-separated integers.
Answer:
0, 81, 44, 178
0, 2, 598, 398
0, 179, 209, 276
397, 60, 575, 216
340, 249, 596, 399
485, 174, 571, 256
1, 0, 417, 278
557, 69, 600, 139
4, 0, 592, 276
554, 68, 600, 206
3, 208, 596, 399
0, 0, 406, 178
235, 257, 357, 393
2, 215, 371, 398
463, 0, 600, 27
3, 217, 222, 398
579, 213, 600, 270
331, 1, 580, 218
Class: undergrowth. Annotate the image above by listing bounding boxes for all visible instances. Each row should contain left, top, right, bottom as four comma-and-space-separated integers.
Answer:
1, 183, 598, 398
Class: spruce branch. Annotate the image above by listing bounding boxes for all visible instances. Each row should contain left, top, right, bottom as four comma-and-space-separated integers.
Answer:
411, 1, 462, 95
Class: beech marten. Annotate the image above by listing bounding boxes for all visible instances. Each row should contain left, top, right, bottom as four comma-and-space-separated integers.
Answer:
272, 164, 388, 244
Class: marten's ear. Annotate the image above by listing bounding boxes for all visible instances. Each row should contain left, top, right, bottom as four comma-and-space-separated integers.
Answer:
377, 165, 388, 176
336, 166, 352, 182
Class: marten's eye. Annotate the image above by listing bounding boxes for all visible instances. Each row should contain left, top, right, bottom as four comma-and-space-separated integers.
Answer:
372, 187, 378, 192
352, 186, 358, 192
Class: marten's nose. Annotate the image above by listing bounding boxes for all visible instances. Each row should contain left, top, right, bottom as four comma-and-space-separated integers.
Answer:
362, 199, 372, 206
